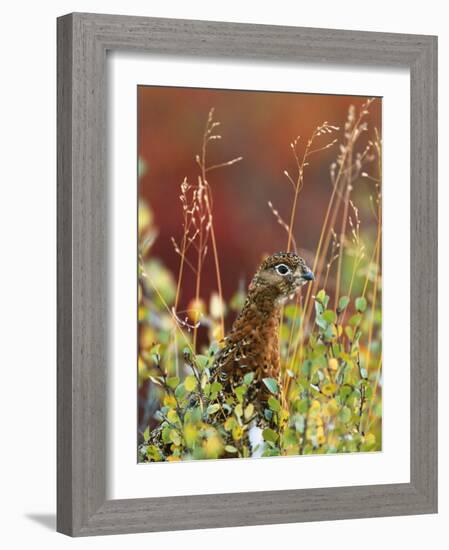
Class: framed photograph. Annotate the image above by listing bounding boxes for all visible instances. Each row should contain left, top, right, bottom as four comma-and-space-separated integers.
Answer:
57, 13, 437, 536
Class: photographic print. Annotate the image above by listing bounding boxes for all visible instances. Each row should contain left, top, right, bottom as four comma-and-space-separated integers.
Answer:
137, 86, 382, 463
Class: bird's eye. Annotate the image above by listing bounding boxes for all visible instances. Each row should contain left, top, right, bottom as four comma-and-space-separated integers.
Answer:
275, 264, 290, 276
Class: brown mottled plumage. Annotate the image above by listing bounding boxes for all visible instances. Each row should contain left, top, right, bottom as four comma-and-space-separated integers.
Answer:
212, 252, 314, 405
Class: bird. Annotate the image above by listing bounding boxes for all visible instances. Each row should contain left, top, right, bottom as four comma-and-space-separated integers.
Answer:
211, 251, 314, 408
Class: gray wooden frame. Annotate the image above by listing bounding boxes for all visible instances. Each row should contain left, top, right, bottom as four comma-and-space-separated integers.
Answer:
57, 12, 438, 537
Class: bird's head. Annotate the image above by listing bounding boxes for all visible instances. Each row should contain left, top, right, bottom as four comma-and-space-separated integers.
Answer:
250, 252, 314, 305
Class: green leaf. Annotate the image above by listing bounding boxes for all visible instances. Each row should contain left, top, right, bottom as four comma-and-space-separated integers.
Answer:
315, 300, 324, 317
360, 367, 368, 379
169, 429, 181, 445
339, 386, 352, 402
190, 407, 202, 423
268, 396, 281, 412
296, 399, 309, 414
355, 296, 367, 312
316, 289, 327, 303
294, 414, 306, 433
349, 313, 362, 326
339, 406, 352, 423
206, 404, 220, 415
225, 445, 238, 453
262, 427, 279, 444
143, 426, 150, 442
301, 360, 312, 376
349, 389, 361, 403
195, 355, 209, 370
283, 427, 298, 446
234, 385, 247, 403
243, 372, 255, 385
208, 341, 220, 356
262, 378, 279, 394
166, 376, 180, 389
338, 296, 350, 311
161, 426, 171, 443
146, 445, 163, 462
324, 324, 337, 341
211, 381, 222, 392
167, 409, 179, 424
322, 309, 337, 324
209, 381, 222, 398
150, 343, 160, 354
174, 383, 186, 399
315, 317, 328, 330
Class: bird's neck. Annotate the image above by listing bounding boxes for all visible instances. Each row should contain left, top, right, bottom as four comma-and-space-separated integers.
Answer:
237, 286, 282, 326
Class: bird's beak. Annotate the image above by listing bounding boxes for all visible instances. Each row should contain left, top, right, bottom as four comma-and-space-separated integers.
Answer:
302, 270, 315, 281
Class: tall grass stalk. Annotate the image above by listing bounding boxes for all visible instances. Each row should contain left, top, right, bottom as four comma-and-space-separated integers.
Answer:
294, 100, 375, 354
195, 108, 243, 345
285, 99, 378, 402
276, 124, 339, 398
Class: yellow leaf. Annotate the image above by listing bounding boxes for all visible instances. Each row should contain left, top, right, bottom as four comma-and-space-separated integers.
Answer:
224, 417, 236, 431
244, 403, 254, 420
211, 323, 224, 342
183, 424, 197, 448
232, 425, 243, 441
321, 382, 337, 396
164, 395, 177, 408
187, 298, 206, 324
279, 409, 289, 427
288, 385, 299, 401
139, 325, 155, 349
317, 426, 326, 445
167, 409, 179, 423
203, 434, 223, 458
327, 398, 339, 415
138, 199, 152, 234
138, 355, 146, 374
167, 455, 181, 462
184, 375, 197, 392
328, 358, 338, 371
169, 429, 181, 446
138, 305, 147, 322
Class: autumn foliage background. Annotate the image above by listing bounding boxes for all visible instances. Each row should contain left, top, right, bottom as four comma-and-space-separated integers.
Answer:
137, 86, 382, 461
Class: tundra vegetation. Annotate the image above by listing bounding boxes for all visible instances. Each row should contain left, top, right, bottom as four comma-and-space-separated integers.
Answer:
138, 100, 382, 462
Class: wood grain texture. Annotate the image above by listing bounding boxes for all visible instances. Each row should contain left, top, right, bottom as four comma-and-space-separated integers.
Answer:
57, 12, 438, 536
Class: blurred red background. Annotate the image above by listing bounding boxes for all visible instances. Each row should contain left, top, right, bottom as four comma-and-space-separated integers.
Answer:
138, 86, 381, 320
